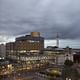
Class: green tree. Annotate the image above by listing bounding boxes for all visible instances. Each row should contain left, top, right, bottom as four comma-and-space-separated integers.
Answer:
62, 60, 80, 80
62, 67, 80, 80
64, 59, 73, 67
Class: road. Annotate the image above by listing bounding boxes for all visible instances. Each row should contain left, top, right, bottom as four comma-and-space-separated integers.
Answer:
0, 69, 46, 80
0, 65, 64, 80
0, 71, 35, 80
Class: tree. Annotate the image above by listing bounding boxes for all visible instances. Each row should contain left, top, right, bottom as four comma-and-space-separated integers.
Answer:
64, 59, 73, 67
63, 59, 80, 80
62, 67, 80, 80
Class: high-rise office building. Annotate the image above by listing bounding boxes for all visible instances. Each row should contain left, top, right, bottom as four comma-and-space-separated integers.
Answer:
15, 32, 44, 54
6, 32, 44, 58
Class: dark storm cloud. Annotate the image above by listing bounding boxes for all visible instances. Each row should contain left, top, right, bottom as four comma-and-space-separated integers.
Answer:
0, 0, 80, 40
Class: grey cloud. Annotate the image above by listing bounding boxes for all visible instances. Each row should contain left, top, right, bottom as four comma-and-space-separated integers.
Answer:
0, 0, 80, 40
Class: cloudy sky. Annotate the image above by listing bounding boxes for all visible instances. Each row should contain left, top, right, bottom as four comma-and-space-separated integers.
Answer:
0, 0, 80, 48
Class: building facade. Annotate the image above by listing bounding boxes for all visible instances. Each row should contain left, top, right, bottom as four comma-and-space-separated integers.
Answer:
6, 32, 44, 57
0, 44, 6, 58
15, 32, 44, 54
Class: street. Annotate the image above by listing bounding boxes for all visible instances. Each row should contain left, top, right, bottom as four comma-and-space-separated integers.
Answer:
0, 69, 48, 80
0, 65, 64, 80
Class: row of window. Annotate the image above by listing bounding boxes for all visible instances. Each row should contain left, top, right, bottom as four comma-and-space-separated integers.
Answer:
8, 55, 54, 61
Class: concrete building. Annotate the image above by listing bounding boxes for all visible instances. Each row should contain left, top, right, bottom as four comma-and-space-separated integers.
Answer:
15, 32, 44, 54
0, 44, 6, 58
44, 46, 74, 65
6, 42, 15, 59
6, 32, 44, 57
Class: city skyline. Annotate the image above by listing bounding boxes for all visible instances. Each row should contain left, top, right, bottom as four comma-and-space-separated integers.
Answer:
0, 36, 80, 48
